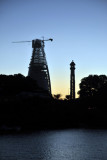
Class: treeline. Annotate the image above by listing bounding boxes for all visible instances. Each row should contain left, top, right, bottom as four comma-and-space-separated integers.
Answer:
77, 74, 107, 110
78, 74, 107, 98
0, 73, 42, 97
0, 74, 107, 132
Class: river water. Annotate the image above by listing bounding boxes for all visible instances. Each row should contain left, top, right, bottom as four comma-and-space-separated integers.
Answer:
0, 129, 107, 160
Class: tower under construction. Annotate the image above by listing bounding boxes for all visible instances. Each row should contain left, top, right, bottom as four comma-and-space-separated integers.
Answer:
28, 38, 52, 94
70, 60, 76, 99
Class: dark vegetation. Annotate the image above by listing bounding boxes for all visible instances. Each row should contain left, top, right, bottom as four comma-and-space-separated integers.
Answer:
0, 74, 107, 133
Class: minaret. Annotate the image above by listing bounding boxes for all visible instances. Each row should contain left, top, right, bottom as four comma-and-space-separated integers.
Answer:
70, 60, 75, 99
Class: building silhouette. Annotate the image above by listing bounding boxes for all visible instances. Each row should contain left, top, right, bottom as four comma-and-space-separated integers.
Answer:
70, 60, 75, 99
28, 39, 52, 94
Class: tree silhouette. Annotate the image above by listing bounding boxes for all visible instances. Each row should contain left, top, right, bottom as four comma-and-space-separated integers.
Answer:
53, 94, 62, 100
78, 75, 107, 98
65, 95, 70, 100
0, 74, 39, 96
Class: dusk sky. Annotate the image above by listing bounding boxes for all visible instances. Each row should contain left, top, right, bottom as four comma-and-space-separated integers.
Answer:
0, 0, 107, 98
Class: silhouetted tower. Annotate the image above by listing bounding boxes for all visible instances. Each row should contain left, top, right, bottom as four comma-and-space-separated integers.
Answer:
28, 38, 52, 94
70, 60, 75, 99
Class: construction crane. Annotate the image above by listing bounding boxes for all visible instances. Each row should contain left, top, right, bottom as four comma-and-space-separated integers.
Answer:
12, 38, 53, 95
12, 38, 53, 43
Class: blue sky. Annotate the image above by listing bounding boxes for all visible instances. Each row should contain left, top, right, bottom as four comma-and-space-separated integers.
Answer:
0, 0, 107, 98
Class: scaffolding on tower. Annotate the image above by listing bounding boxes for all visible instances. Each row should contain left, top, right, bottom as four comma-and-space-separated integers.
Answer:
28, 39, 52, 94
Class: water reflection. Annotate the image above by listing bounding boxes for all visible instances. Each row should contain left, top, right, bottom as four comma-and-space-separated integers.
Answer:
0, 129, 107, 160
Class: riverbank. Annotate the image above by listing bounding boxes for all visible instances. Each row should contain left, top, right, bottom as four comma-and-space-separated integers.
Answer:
0, 95, 107, 134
